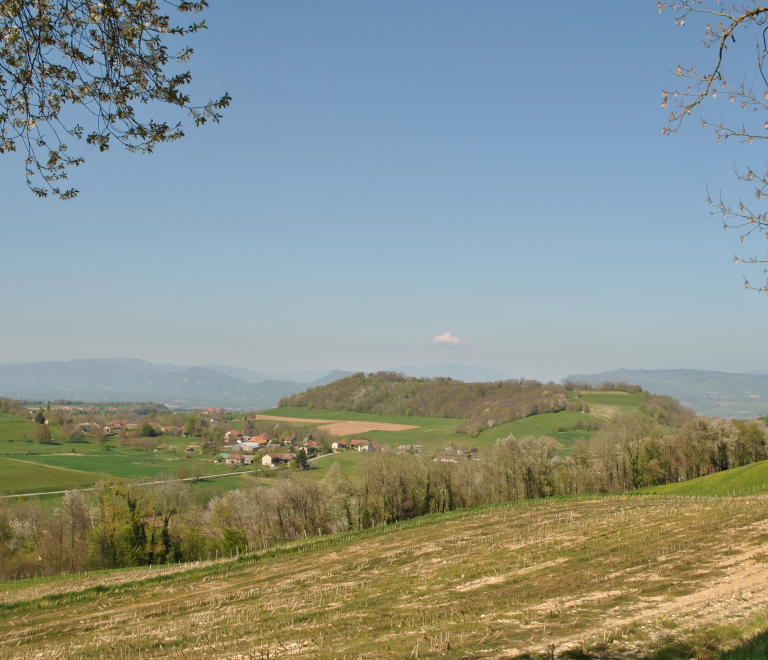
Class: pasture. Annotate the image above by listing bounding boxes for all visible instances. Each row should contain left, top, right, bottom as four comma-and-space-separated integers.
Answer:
267, 397, 644, 454
307, 450, 365, 480
1, 493, 767, 659
0, 413, 248, 496
636, 459, 768, 498
262, 406, 467, 448
475, 409, 605, 453
0, 457, 110, 495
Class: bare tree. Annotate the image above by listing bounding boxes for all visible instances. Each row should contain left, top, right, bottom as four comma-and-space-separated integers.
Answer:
662, 1, 768, 291
62, 489, 90, 573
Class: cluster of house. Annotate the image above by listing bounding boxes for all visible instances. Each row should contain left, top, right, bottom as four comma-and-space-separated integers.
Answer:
220, 430, 392, 468
101, 419, 181, 435
330, 439, 384, 452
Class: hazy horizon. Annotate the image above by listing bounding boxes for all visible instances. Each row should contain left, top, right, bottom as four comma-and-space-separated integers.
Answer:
3, 2, 768, 382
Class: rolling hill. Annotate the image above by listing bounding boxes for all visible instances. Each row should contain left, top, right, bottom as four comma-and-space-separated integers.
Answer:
279, 371, 571, 433
565, 368, 768, 418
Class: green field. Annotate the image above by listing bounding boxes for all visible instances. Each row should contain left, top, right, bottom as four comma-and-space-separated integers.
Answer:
0, 413, 252, 495
265, 401, 647, 455
636, 459, 768, 497
263, 406, 467, 448
475, 409, 605, 453
0, 394, 649, 495
0, 414, 59, 443
0, 456, 111, 494
14, 450, 234, 481
307, 450, 365, 480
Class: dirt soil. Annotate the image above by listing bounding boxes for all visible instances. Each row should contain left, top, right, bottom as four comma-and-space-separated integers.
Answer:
253, 414, 419, 436
2, 495, 768, 659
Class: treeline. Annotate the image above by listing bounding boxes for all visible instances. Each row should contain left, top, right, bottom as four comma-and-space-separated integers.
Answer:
279, 372, 571, 434
562, 380, 643, 393
2, 412, 765, 580
0, 397, 26, 416
638, 393, 695, 427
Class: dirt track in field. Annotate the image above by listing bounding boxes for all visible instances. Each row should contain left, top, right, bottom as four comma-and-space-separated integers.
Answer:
252, 414, 419, 436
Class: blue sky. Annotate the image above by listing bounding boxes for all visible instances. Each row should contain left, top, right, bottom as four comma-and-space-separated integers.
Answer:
2, 1, 768, 381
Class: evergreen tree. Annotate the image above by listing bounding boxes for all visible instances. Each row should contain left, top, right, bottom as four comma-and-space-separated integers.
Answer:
295, 449, 309, 470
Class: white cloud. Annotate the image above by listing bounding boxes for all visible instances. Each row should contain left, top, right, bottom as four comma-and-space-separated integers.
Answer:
432, 332, 467, 346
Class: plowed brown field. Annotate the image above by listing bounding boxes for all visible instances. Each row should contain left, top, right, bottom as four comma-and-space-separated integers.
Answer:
253, 414, 419, 436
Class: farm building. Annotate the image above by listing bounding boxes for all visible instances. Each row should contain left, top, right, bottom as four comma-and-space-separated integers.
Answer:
240, 440, 267, 451
225, 454, 246, 466
332, 440, 349, 451
301, 440, 322, 454
224, 430, 243, 443
262, 453, 293, 467
435, 454, 465, 463
351, 439, 373, 452
397, 445, 424, 453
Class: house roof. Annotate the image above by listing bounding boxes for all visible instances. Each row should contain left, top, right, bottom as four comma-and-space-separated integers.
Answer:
227, 454, 245, 460
266, 453, 293, 460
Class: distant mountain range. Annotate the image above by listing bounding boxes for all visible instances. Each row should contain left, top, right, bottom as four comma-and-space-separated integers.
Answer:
0, 359, 515, 409
0, 359, 353, 409
565, 368, 768, 418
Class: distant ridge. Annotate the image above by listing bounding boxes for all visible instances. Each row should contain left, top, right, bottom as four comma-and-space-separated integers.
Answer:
564, 368, 768, 418
0, 359, 353, 409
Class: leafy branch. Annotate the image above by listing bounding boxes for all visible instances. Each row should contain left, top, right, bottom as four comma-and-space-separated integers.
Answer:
0, 0, 230, 199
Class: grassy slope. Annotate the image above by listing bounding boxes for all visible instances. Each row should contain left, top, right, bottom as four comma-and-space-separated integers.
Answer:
474, 410, 602, 453
263, 406, 467, 448
2, 494, 767, 659
307, 451, 365, 480
636, 459, 768, 497
270, 392, 648, 454
473, 392, 652, 453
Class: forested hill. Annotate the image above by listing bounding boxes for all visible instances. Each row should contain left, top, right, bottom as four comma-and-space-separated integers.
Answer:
279, 372, 571, 431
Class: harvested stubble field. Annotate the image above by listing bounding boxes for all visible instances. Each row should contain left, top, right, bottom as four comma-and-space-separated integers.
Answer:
2, 494, 768, 660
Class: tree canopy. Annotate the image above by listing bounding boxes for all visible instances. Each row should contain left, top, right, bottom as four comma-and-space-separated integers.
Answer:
0, 0, 230, 199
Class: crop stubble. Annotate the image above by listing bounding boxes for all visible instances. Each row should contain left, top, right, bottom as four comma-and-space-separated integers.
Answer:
1, 494, 768, 659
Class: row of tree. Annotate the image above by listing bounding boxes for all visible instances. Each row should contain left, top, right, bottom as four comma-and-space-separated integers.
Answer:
1, 412, 765, 581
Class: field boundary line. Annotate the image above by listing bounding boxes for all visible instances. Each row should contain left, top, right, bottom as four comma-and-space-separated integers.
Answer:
0, 468, 261, 499
0, 456, 99, 475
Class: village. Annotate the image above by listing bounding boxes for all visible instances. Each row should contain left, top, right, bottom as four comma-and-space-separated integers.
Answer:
218, 429, 390, 467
